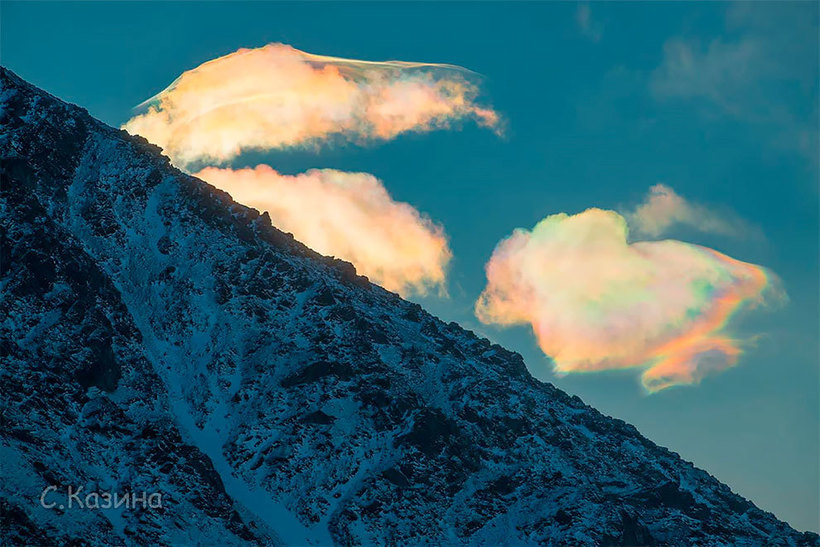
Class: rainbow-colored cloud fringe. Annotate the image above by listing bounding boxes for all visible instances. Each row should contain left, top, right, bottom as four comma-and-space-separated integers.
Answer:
476, 208, 783, 392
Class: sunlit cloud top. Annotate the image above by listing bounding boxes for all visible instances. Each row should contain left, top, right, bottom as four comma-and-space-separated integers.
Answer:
124, 43, 500, 167
196, 165, 451, 296
476, 208, 784, 392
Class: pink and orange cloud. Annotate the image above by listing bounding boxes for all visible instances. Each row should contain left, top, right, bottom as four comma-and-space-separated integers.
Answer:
196, 165, 451, 296
123, 44, 500, 295
475, 207, 783, 392
124, 43, 500, 167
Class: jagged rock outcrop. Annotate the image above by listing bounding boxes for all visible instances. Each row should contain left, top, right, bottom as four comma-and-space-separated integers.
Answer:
1, 67, 817, 545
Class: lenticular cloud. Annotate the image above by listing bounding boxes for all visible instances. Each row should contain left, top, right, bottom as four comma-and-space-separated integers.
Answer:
475, 208, 783, 392
196, 166, 451, 297
124, 43, 500, 167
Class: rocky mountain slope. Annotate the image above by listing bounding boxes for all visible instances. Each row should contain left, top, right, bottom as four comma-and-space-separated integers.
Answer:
1, 67, 817, 545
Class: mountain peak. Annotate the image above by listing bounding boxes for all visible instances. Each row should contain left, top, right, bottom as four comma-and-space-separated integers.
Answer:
1, 67, 816, 545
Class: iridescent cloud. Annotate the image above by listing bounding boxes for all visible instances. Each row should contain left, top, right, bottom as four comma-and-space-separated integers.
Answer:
475, 208, 783, 392
196, 165, 451, 296
124, 43, 500, 167
627, 184, 758, 239
123, 44, 497, 294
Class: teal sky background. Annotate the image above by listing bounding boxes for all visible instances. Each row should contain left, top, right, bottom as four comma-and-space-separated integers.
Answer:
3, 1, 817, 532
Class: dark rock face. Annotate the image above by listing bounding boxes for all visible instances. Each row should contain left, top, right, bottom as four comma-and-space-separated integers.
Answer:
1, 67, 817, 545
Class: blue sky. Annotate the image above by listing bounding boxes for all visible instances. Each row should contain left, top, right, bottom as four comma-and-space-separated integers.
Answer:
3, 1, 817, 532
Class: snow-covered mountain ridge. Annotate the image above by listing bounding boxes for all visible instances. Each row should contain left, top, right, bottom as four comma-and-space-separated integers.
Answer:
1, 67, 817, 545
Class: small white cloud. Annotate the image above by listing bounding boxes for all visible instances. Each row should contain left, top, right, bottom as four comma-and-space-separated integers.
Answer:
626, 184, 761, 240
650, 2, 818, 163
576, 3, 603, 42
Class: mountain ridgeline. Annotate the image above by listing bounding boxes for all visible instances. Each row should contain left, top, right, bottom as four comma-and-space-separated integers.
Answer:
0, 68, 816, 545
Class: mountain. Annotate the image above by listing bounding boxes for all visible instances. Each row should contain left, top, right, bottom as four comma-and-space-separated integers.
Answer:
0, 67, 816, 546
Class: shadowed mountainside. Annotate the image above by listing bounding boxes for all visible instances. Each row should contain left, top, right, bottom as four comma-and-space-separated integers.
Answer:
1, 67, 817, 545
